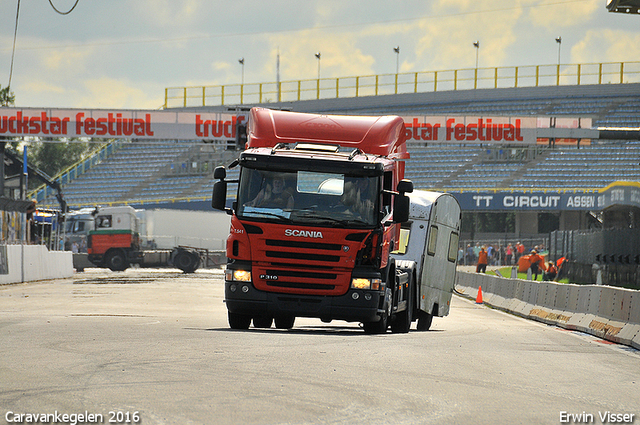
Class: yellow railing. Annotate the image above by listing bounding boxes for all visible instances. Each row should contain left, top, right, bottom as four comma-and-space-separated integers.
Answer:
164, 61, 640, 109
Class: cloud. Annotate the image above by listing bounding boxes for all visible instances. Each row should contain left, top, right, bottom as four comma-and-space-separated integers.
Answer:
20, 80, 65, 96
408, 1, 524, 70
572, 29, 640, 67
267, 30, 376, 81
528, 0, 599, 29
134, 0, 205, 27
78, 78, 164, 109
3, 0, 638, 109
41, 47, 91, 73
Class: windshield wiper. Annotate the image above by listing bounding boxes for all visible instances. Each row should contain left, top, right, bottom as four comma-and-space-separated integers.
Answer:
242, 211, 292, 222
295, 212, 371, 227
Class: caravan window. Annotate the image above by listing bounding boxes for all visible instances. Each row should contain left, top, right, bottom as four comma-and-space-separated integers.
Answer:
448, 232, 459, 263
427, 225, 438, 256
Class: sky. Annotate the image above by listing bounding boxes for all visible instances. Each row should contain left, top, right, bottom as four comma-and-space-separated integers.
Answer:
1, 0, 639, 110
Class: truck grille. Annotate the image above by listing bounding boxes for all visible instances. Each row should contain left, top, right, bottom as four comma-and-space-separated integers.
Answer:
243, 224, 372, 296
252, 236, 355, 295
265, 250, 340, 262
266, 239, 342, 251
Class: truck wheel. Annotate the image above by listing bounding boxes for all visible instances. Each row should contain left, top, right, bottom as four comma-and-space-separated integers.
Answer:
391, 279, 413, 333
253, 316, 273, 328
363, 288, 391, 334
105, 250, 128, 272
228, 312, 251, 330
416, 311, 433, 331
274, 316, 295, 329
174, 251, 200, 273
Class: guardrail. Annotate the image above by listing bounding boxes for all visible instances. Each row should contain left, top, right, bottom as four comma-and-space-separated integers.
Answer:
455, 271, 640, 349
164, 61, 640, 108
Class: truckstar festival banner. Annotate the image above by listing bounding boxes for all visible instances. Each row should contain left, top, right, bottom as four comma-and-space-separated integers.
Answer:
0, 108, 246, 141
402, 116, 537, 144
1, 107, 553, 144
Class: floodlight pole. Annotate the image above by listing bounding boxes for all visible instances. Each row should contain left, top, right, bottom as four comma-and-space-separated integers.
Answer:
393, 46, 400, 75
315, 52, 321, 79
473, 41, 480, 69
315, 52, 321, 99
473, 41, 480, 89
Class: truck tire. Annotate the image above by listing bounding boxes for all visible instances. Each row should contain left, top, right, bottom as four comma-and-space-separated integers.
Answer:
105, 249, 129, 272
228, 312, 251, 330
416, 311, 433, 331
174, 250, 200, 273
274, 315, 295, 329
391, 274, 413, 333
252, 317, 273, 328
363, 287, 391, 334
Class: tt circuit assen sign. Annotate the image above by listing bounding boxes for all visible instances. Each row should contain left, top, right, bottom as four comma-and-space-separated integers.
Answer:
0, 108, 246, 140
454, 182, 640, 211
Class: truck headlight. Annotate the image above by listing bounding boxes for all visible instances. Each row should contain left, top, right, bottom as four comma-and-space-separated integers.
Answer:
350, 278, 381, 290
226, 269, 252, 282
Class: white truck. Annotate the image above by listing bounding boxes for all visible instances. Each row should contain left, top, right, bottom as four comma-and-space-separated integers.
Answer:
391, 190, 461, 330
65, 206, 229, 272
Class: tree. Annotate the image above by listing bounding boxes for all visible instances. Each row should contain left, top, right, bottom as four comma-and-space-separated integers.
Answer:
0, 85, 15, 106
27, 140, 93, 182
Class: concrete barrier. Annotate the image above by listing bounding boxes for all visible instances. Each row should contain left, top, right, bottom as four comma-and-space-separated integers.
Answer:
456, 270, 640, 350
0, 245, 74, 285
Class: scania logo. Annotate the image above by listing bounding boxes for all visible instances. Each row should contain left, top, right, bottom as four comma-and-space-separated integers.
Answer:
285, 229, 324, 238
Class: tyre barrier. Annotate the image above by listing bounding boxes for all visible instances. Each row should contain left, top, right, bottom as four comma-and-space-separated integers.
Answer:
455, 271, 640, 350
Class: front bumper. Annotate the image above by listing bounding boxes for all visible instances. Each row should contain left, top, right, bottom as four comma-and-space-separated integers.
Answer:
224, 281, 383, 323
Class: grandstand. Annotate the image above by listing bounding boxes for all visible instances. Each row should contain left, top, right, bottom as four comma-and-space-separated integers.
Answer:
33, 81, 640, 209
24, 78, 640, 286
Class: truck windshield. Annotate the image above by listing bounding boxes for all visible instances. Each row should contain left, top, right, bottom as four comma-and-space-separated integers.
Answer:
237, 169, 379, 227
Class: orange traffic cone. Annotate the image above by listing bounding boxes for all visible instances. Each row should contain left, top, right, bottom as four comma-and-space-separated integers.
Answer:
475, 286, 483, 304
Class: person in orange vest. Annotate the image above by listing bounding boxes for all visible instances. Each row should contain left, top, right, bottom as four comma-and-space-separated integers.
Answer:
543, 261, 557, 281
476, 246, 488, 273
555, 256, 567, 281
528, 249, 547, 281
516, 241, 525, 261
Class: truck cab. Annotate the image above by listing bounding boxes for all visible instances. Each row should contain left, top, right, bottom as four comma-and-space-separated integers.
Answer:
64, 207, 97, 252
87, 206, 141, 271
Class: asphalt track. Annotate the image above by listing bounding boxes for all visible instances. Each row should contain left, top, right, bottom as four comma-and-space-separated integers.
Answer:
1, 268, 638, 425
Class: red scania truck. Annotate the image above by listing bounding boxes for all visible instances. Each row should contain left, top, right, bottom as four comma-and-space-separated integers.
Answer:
212, 108, 420, 333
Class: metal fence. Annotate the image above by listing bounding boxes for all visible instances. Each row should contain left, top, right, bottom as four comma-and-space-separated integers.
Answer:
549, 229, 640, 288
165, 61, 640, 108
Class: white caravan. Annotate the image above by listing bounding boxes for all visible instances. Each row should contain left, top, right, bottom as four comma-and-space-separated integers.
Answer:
391, 190, 461, 330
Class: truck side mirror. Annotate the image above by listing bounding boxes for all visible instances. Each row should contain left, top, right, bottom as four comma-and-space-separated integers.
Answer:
393, 193, 410, 223
212, 181, 227, 210
397, 179, 413, 194
211, 166, 227, 211
213, 166, 226, 180
391, 179, 412, 223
